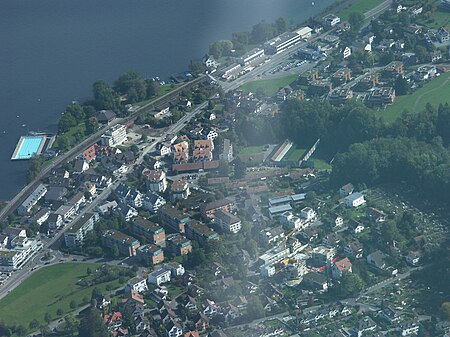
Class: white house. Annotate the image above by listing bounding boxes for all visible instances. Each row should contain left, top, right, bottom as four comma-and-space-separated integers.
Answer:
148, 268, 171, 286
143, 169, 168, 193
125, 277, 148, 293
101, 124, 127, 147
345, 192, 366, 208
300, 207, 317, 221
343, 46, 352, 59
260, 264, 276, 278
143, 193, 166, 212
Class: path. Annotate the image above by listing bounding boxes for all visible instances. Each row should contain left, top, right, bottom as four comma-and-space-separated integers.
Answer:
412, 73, 450, 113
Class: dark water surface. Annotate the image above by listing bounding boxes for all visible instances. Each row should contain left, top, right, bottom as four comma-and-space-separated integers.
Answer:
0, 0, 336, 200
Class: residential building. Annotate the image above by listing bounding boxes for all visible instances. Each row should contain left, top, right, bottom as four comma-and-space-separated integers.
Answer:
437, 27, 449, 43
29, 207, 50, 226
67, 192, 86, 212
166, 234, 192, 256
193, 139, 214, 162
345, 192, 366, 208
137, 244, 164, 266
328, 88, 353, 105
102, 230, 141, 257
125, 277, 148, 293
344, 240, 364, 259
82, 144, 96, 162
406, 251, 420, 266
143, 169, 168, 193
380, 307, 401, 324
260, 226, 285, 246
173, 141, 189, 163
323, 14, 340, 27
158, 206, 191, 233
312, 246, 336, 264
200, 198, 233, 218
214, 209, 241, 234
0, 237, 41, 272
159, 142, 172, 157
47, 213, 63, 229
64, 212, 99, 248
96, 110, 116, 125
185, 220, 219, 245
120, 203, 138, 221
55, 204, 76, 221
131, 217, 165, 244
300, 207, 317, 221
354, 317, 377, 336
97, 200, 118, 215
101, 124, 127, 147
322, 232, 342, 247
171, 180, 191, 202
367, 250, 388, 269
348, 219, 365, 234
332, 257, 352, 278
303, 272, 328, 291
260, 264, 276, 278
147, 267, 171, 286
332, 67, 352, 86
332, 213, 344, 227
383, 61, 403, 77
401, 320, 419, 336
143, 193, 166, 212
339, 183, 354, 196
219, 139, 233, 162
17, 184, 47, 215
342, 46, 352, 58
202, 54, 218, 69
259, 246, 290, 265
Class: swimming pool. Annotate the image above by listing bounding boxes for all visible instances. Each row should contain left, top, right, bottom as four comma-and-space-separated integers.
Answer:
12, 136, 45, 160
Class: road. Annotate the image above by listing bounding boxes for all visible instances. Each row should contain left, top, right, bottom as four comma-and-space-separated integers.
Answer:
0, 76, 205, 224
364, 0, 393, 19
0, 100, 209, 301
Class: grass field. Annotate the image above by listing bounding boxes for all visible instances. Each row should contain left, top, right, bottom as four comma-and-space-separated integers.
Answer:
310, 158, 332, 170
338, 0, 386, 20
0, 263, 122, 329
240, 75, 298, 97
239, 145, 266, 154
380, 72, 450, 123
282, 146, 306, 162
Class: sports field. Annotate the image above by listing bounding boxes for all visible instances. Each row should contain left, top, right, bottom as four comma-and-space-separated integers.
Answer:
380, 72, 450, 123
0, 263, 121, 328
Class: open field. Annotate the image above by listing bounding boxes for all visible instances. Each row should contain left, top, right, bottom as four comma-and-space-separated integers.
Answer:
380, 72, 450, 123
240, 75, 297, 97
338, 0, 386, 20
239, 145, 266, 155
0, 263, 121, 328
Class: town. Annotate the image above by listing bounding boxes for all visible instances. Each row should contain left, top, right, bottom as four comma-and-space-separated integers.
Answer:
0, 0, 450, 337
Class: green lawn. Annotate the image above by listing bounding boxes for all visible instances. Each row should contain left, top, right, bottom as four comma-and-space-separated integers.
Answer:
239, 145, 266, 154
283, 146, 306, 162
310, 158, 332, 170
0, 263, 122, 329
380, 72, 450, 123
240, 75, 298, 97
338, 0, 386, 20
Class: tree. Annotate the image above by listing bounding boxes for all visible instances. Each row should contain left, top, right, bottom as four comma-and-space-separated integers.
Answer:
275, 17, 287, 34
247, 296, 265, 319
208, 40, 234, 59
44, 312, 52, 324
64, 314, 79, 336
441, 302, 450, 320
92, 80, 120, 111
348, 12, 365, 30
55, 134, 70, 151
414, 45, 428, 63
233, 157, 246, 179
145, 79, 161, 98
16, 325, 27, 336
394, 75, 409, 96
251, 21, 275, 43
40, 324, 51, 337
232, 31, 250, 49
247, 239, 258, 258
189, 60, 206, 75
78, 307, 109, 337
29, 319, 39, 330
111, 244, 120, 258
57, 308, 64, 316
338, 273, 364, 297
70, 299, 77, 309
58, 112, 77, 133
85, 116, 98, 135
66, 102, 85, 121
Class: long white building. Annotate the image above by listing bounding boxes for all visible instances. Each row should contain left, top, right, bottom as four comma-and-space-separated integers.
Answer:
17, 184, 47, 215
264, 31, 303, 55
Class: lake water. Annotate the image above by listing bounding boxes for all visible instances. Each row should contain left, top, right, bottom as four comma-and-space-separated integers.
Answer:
0, 0, 336, 200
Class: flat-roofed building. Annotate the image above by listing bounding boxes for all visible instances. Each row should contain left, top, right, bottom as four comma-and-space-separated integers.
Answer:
219, 139, 233, 162
137, 244, 164, 266
365, 87, 396, 107
264, 31, 303, 54
101, 124, 127, 147
328, 88, 353, 105
323, 14, 341, 27
166, 234, 192, 256
238, 48, 265, 66
17, 184, 47, 215
170, 180, 191, 202
296, 26, 313, 38
185, 220, 219, 245
131, 216, 165, 244
158, 205, 190, 233
102, 230, 140, 257
64, 212, 99, 248
214, 209, 241, 234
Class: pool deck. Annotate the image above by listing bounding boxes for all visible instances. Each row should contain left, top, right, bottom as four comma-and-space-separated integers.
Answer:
11, 135, 54, 160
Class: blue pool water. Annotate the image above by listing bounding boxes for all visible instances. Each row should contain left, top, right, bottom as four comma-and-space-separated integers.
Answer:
16, 137, 44, 159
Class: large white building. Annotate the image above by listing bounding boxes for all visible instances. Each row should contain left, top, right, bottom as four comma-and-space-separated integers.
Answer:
100, 124, 127, 147
264, 31, 303, 54
64, 212, 99, 248
0, 235, 42, 272
17, 184, 47, 215
238, 48, 265, 66
147, 267, 171, 286
143, 169, 168, 193
345, 192, 366, 208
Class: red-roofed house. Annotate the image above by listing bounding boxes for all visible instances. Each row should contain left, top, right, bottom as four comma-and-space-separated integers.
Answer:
332, 257, 352, 279
82, 145, 96, 162
104, 311, 123, 329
